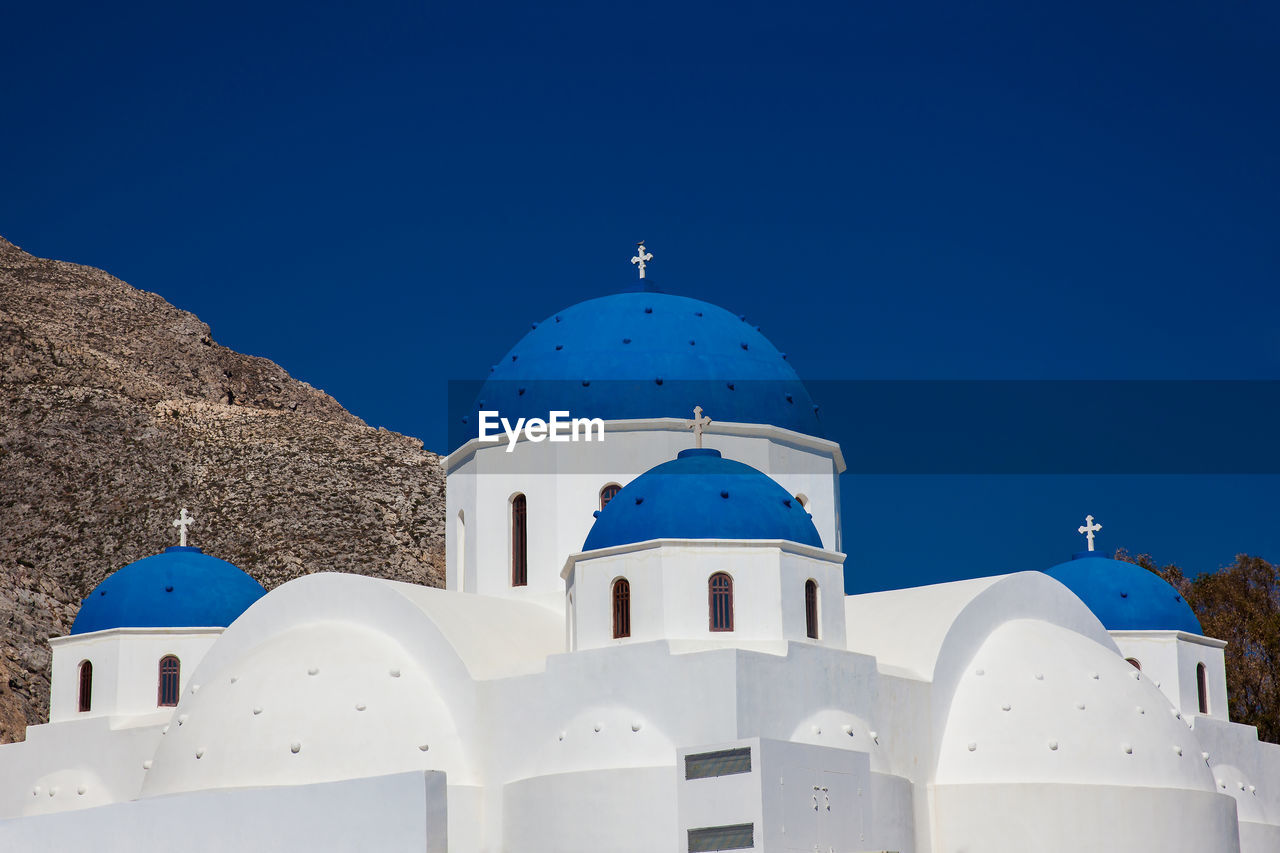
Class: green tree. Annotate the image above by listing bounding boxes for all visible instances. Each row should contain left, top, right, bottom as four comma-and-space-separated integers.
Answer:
1117, 549, 1280, 744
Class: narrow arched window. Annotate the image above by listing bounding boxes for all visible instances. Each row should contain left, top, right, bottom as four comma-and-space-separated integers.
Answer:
511, 493, 528, 587
709, 572, 734, 632
612, 578, 631, 639
1197, 662, 1209, 714
77, 660, 93, 713
158, 655, 181, 707
805, 579, 819, 639
456, 510, 466, 592
600, 484, 621, 510
1125, 657, 1141, 671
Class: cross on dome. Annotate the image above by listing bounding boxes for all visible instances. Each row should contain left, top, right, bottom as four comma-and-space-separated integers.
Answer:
631, 242, 653, 279
1078, 514, 1102, 551
688, 405, 712, 448
172, 508, 195, 548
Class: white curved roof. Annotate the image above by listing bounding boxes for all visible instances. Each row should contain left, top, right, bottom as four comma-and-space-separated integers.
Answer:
843, 572, 1115, 681
139, 573, 564, 797
141, 619, 469, 795
182, 573, 564, 685
935, 618, 1216, 790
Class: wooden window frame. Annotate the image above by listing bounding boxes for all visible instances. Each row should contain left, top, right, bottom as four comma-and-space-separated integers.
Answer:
709, 572, 734, 632
158, 654, 181, 707
77, 660, 93, 713
612, 577, 631, 639
804, 579, 820, 640
511, 493, 528, 587
599, 483, 621, 510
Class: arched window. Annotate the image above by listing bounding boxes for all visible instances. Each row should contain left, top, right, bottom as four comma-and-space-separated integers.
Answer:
455, 510, 466, 592
805, 579, 819, 639
158, 655, 181, 707
1125, 657, 1142, 670
77, 660, 93, 712
567, 591, 576, 650
709, 572, 734, 632
511, 494, 527, 587
1197, 662, 1210, 714
795, 493, 809, 510
600, 484, 621, 509
612, 578, 631, 639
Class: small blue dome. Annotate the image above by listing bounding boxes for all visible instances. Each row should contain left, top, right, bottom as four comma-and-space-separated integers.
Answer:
1043, 552, 1202, 634
582, 448, 824, 551
71, 547, 267, 635
469, 291, 821, 448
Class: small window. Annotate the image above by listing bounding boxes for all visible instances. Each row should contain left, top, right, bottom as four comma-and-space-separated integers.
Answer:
1125, 657, 1141, 671
456, 510, 466, 592
709, 572, 734, 632
1197, 662, 1209, 714
77, 660, 93, 713
511, 494, 528, 587
685, 747, 752, 780
805, 579, 819, 640
795, 493, 809, 509
158, 655, 181, 707
688, 824, 754, 852
600, 484, 621, 509
612, 577, 631, 639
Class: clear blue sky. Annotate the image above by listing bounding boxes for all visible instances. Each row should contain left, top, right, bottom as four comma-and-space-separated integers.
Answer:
3, 1, 1277, 590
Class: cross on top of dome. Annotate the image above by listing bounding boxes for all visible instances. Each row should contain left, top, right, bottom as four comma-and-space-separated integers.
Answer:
1078, 514, 1102, 551
631, 242, 653, 279
688, 405, 712, 448
172, 508, 195, 547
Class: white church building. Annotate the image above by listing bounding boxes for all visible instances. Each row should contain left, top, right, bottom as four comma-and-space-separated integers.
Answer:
2, 257, 1278, 852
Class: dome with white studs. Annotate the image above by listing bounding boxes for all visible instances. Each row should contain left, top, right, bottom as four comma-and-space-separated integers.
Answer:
469, 291, 821, 446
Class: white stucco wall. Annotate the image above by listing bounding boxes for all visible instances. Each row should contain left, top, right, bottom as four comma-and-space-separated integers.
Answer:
136, 573, 563, 800
0, 770, 447, 852
48, 629, 221, 722
1190, 715, 1280, 838
504, 767, 677, 853
1111, 630, 1229, 722
932, 782, 1241, 853
565, 540, 845, 652
935, 619, 1217, 791
444, 419, 844, 610
0, 716, 161, 819
676, 738, 871, 853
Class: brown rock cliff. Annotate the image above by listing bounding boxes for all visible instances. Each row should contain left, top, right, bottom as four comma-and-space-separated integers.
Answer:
0, 235, 446, 742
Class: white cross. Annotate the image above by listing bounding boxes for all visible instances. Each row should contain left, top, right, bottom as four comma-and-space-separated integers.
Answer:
1078, 514, 1102, 551
688, 405, 712, 448
172, 508, 195, 547
631, 242, 653, 279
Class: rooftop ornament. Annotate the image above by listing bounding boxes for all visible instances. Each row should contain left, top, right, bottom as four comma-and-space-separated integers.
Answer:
630, 241, 653, 279
172, 508, 195, 548
1077, 514, 1102, 552
688, 405, 712, 449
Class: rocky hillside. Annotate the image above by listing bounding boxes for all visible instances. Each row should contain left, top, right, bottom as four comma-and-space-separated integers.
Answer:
0, 235, 446, 742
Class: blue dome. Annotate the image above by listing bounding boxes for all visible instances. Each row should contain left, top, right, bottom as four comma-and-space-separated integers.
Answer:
1043, 553, 1202, 634
71, 547, 267, 635
469, 291, 821, 447
582, 448, 824, 551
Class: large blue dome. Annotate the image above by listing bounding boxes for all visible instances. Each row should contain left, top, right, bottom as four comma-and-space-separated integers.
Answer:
1043, 553, 1202, 634
582, 448, 824, 551
468, 291, 821, 447
71, 546, 267, 635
